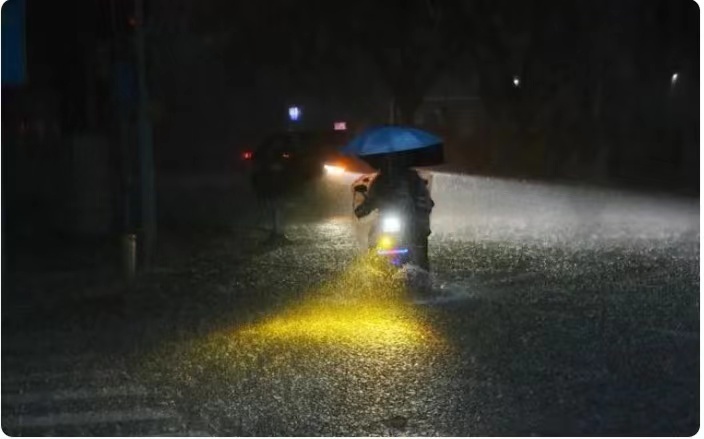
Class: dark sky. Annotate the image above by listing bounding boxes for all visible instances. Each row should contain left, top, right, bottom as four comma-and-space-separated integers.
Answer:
15, 0, 700, 178
26, 0, 82, 87
23, 0, 698, 106
25, 1, 697, 91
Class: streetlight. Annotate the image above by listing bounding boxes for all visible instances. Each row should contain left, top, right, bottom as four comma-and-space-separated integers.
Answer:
288, 106, 301, 122
671, 72, 679, 86
513, 75, 521, 88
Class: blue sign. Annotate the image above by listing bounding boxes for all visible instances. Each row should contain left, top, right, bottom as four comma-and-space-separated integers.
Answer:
2, 0, 26, 86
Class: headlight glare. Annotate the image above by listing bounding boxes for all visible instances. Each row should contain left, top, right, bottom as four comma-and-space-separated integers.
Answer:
381, 215, 402, 233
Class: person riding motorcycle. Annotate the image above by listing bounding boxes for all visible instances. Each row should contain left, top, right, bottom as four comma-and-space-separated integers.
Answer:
353, 160, 434, 270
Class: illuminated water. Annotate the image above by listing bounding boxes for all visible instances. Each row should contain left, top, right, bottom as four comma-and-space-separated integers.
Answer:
429, 172, 698, 245
141, 170, 698, 435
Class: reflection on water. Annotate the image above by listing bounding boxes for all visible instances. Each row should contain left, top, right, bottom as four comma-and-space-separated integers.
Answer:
143, 254, 454, 435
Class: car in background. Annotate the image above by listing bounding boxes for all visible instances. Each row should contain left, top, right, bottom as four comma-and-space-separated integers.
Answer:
241, 130, 346, 199
241, 130, 357, 180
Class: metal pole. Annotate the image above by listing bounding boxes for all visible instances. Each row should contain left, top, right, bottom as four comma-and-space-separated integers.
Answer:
122, 233, 137, 282
135, 0, 156, 269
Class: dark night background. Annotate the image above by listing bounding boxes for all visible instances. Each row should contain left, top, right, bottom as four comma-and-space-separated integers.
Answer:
0, 0, 700, 436
2, 0, 699, 240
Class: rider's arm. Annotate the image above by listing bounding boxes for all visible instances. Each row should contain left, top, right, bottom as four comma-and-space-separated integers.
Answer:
354, 178, 383, 218
354, 191, 376, 218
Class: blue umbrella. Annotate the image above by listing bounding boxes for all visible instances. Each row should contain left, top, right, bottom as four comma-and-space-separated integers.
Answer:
341, 125, 444, 168
342, 126, 441, 155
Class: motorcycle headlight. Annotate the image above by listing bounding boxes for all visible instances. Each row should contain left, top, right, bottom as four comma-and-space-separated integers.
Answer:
381, 215, 402, 233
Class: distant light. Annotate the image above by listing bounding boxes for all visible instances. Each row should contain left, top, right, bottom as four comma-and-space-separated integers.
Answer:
242, 151, 253, 160
671, 72, 679, 85
282, 152, 291, 159
334, 121, 347, 131
513, 75, 520, 87
288, 106, 301, 121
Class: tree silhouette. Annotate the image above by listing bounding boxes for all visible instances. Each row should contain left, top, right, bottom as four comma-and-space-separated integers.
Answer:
332, 0, 472, 124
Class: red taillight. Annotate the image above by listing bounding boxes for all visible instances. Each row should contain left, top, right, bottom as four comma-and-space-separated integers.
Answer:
242, 151, 253, 160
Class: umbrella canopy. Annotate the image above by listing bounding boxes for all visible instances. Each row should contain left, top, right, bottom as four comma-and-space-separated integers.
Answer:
342, 126, 441, 155
341, 126, 444, 169
341, 126, 443, 168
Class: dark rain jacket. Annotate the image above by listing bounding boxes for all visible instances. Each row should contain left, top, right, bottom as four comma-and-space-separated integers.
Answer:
354, 169, 434, 236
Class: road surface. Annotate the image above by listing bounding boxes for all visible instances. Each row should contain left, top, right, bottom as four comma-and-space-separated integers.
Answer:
2, 172, 699, 435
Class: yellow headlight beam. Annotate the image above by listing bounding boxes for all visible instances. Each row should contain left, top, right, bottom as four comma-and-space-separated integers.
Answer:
145, 253, 446, 390
241, 300, 432, 348
235, 254, 440, 349
378, 235, 394, 250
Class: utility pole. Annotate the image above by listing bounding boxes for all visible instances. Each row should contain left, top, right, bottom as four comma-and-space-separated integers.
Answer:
134, 0, 156, 269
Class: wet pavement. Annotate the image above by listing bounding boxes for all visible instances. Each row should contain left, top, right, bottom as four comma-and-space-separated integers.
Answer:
2, 173, 699, 436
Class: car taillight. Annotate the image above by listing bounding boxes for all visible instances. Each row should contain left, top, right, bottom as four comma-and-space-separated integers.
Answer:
242, 151, 253, 160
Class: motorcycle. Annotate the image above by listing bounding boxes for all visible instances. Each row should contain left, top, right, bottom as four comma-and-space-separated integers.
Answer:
352, 174, 431, 268
369, 208, 414, 267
